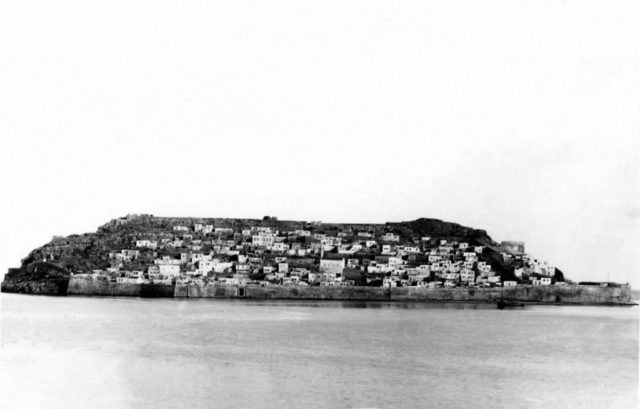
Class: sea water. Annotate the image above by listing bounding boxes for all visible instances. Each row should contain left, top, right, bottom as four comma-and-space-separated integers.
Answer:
0, 294, 637, 409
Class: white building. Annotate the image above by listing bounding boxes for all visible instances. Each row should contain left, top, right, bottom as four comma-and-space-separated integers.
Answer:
282, 276, 300, 285
388, 256, 404, 266
382, 233, 400, 242
278, 263, 289, 273
307, 272, 321, 284
463, 251, 477, 260
252, 233, 276, 247
135, 240, 158, 249
460, 270, 475, 283
272, 242, 289, 253
213, 262, 233, 273
533, 277, 552, 286
158, 264, 180, 276
442, 272, 460, 281
214, 228, 233, 234
197, 259, 216, 274
319, 258, 345, 275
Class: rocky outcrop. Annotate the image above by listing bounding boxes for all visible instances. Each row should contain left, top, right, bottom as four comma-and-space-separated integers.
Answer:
388, 218, 494, 244
1, 263, 70, 295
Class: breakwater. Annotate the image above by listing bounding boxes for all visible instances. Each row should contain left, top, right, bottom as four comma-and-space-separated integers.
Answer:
54, 277, 635, 304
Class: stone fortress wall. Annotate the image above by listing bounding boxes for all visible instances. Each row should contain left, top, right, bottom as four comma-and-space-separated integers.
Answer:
64, 277, 633, 305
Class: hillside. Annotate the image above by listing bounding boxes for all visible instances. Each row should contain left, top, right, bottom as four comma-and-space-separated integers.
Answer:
2, 214, 563, 292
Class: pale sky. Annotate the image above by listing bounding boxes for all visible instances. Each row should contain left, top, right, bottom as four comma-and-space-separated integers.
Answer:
1, 0, 638, 286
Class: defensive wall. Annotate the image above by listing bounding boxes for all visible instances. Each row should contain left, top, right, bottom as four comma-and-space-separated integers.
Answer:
59, 277, 634, 305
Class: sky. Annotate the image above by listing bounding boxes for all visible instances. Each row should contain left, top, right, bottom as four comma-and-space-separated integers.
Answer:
0, 0, 639, 286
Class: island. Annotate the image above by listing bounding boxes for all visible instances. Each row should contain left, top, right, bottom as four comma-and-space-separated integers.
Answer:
1, 214, 633, 305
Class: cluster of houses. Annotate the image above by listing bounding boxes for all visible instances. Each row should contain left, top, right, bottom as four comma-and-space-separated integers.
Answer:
73, 221, 560, 289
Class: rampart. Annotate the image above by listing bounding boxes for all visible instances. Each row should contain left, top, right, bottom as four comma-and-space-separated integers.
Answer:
60, 278, 634, 305
66, 277, 175, 297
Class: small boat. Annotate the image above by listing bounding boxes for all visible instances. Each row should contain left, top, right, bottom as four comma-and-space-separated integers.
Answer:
497, 299, 525, 309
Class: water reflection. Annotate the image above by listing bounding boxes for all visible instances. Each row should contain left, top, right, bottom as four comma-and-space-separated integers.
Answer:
208, 298, 499, 310
1, 294, 637, 409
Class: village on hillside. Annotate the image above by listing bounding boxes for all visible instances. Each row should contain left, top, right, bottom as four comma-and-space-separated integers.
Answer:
50, 215, 562, 289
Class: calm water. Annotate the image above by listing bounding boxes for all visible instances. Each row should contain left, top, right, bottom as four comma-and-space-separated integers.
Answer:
0, 294, 637, 409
